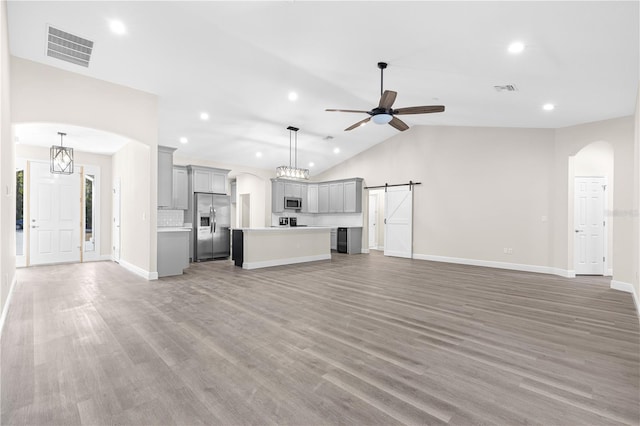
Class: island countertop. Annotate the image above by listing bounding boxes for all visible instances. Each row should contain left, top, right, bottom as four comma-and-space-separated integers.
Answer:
232, 226, 329, 232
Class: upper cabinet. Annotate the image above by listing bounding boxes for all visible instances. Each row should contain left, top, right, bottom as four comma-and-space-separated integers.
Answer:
271, 178, 362, 214
317, 184, 330, 213
158, 146, 177, 208
172, 166, 188, 210
188, 165, 230, 194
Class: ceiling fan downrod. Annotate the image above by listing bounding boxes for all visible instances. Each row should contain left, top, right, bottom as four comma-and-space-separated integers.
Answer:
378, 62, 387, 96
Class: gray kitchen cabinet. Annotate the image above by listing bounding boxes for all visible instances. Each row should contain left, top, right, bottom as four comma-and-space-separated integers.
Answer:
158, 146, 176, 208
187, 165, 230, 194
230, 180, 237, 204
318, 184, 330, 213
306, 184, 318, 213
343, 179, 362, 213
271, 180, 285, 213
284, 182, 302, 198
329, 182, 344, 213
172, 166, 188, 209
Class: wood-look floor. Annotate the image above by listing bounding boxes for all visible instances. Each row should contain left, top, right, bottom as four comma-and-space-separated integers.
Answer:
1, 252, 638, 425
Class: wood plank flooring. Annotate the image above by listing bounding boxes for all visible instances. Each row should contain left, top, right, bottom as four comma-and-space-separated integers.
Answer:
2, 251, 638, 425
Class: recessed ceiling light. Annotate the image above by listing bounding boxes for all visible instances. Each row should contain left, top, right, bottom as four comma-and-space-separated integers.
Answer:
308, 162, 314, 167
333, 147, 340, 154
288, 92, 298, 101
508, 41, 525, 54
179, 137, 188, 144
256, 152, 262, 158
200, 112, 209, 121
109, 20, 127, 35
542, 103, 555, 111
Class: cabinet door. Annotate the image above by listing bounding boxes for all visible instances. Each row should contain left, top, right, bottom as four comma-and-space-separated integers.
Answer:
158, 149, 173, 207
272, 181, 284, 213
172, 168, 188, 209
211, 172, 227, 194
318, 184, 330, 213
329, 182, 344, 213
343, 180, 357, 213
284, 182, 302, 198
307, 185, 318, 213
193, 169, 212, 192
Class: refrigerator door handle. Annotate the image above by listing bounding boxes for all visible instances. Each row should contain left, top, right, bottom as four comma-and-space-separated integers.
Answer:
210, 205, 213, 233
213, 208, 217, 233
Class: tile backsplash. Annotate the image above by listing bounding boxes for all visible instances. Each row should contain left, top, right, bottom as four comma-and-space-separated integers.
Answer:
158, 209, 184, 227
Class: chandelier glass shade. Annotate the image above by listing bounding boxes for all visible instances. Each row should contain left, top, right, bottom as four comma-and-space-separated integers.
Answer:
277, 126, 309, 180
50, 132, 74, 175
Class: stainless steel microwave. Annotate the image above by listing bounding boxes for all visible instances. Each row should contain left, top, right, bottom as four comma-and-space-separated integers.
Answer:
284, 197, 302, 210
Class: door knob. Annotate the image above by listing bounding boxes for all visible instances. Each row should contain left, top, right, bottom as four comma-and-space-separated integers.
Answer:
575, 229, 583, 233
32, 225, 39, 228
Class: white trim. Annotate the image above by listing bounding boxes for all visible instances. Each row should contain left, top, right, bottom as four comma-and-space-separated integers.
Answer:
118, 259, 158, 280
0, 274, 18, 340
606, 268, 613, 277
83, 254, 112, 262
413, 254, 574, 277
243, 254, 331, 270
610, 280, 639, 316
361, 248, 370, 254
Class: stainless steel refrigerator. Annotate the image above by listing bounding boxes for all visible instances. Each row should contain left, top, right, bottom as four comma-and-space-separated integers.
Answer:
194, 192, 231, 261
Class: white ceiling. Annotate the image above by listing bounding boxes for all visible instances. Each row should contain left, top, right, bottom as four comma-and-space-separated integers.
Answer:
14, 123, 131, 155
7, 1, 639, 174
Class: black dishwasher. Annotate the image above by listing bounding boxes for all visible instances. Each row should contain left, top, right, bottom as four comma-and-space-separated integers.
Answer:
337, 227, 348, 253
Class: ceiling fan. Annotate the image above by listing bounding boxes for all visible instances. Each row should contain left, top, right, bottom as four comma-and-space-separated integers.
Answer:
326, 62, 445, 131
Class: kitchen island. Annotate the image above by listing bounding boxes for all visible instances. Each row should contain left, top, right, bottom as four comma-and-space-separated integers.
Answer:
232, 227, 331, 270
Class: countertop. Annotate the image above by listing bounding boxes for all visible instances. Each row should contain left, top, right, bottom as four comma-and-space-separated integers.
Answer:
232, 226, 330, 232
157, 226, 192, 233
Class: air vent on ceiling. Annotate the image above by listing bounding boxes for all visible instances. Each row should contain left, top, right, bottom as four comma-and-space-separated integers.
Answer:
494, 84, 518, 92
46, 25, 93, 67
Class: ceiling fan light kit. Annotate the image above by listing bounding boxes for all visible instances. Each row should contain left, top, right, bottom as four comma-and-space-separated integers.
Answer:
326, 62, 445, 132
276, 126, 309, 180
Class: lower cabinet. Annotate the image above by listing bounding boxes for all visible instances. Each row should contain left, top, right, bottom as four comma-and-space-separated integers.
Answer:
337, 227, 362, 254
157, 230, 190, 277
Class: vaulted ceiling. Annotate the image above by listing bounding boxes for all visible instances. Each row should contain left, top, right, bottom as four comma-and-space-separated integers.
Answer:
8, 1, 639, 174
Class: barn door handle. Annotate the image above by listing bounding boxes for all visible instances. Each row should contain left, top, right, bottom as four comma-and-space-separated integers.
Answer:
575, 229, 583, 233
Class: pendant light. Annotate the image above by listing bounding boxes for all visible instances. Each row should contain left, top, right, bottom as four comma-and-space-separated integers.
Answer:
276, 126, 309, 180
50, 131, 74, 174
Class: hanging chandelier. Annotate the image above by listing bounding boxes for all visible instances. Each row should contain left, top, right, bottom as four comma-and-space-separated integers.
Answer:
276, 126, 309, 180
50, 131, 74, 174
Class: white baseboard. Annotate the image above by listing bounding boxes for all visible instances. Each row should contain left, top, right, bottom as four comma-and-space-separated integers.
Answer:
412, 254, 574, 278
606, 268, 613, 277
610, 280, 639, 316
118, 259, 158, 280
361, 248, 370, 254
0, 273, 18, 340
243, 254, 331, 270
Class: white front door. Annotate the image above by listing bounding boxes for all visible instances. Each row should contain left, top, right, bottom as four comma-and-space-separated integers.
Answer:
368, 193, 378, 249
29, 161, 81, 265
384, 186, 413, 258
574, 177, 606, 275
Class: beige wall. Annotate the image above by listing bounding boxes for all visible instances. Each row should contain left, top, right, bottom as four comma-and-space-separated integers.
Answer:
15, 145, 113, 258
11, 57, 158, 276
555, 117, 635, 281
0, 0, 15, 334
317, 120, 636, 279
113, 141, 152, 274
318, 125, 556, 270
634, 86, 640, 305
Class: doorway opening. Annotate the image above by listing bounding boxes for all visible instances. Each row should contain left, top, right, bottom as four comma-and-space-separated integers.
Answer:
570, 141, 614, 277
368, 190, 385, 251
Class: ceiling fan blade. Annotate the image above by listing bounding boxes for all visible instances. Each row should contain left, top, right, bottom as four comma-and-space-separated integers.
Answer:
389, 116, 409, 131
345, 116, 371, 131
378, 90, 397, 109
393, 105, 445, 115
325, 109, 370, 113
